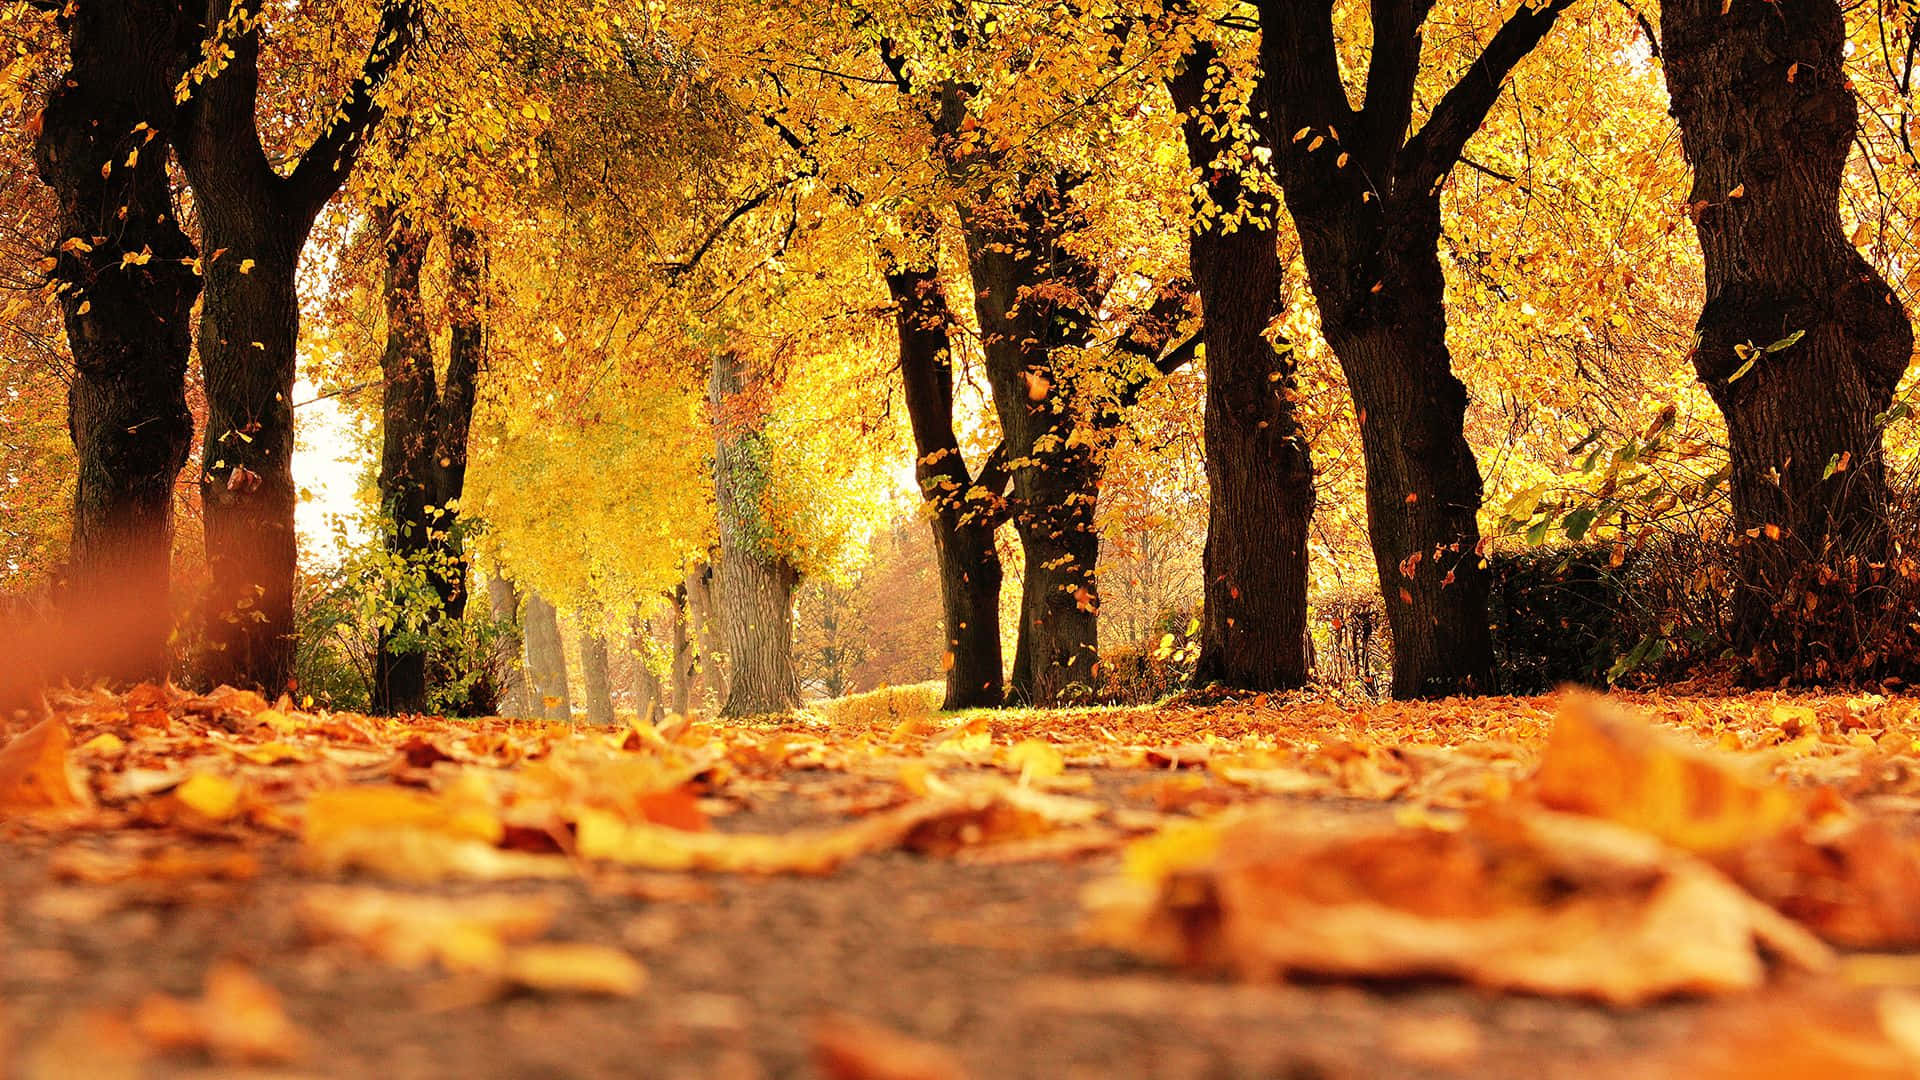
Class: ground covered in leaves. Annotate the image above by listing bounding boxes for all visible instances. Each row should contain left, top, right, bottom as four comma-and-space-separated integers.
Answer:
7, 684, 1920, 1078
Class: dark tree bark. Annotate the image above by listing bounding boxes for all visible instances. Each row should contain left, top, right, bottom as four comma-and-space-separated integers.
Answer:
1257, 0, 1570, 698
485, 574, 528, 716
522, 589, 571, 721
578, 630, 615, 726
175, 0, 418, 693
1168, 43, 1315, 692
876, 38, 1196, 705
1659, 0, 1913, 678
884, 258, 1008, 709
709, 352, 800, 717
33, 0, 201, 683
953, 181, 1106, 705
371, 213, 485, 713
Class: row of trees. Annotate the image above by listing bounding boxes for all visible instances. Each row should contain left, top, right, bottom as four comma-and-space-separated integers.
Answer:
8, 0, 1919, 712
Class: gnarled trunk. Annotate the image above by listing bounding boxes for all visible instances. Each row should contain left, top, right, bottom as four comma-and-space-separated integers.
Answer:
34, 1, 200, 683
885, 262, 1005, 709
1660, 0, 1913, 678
1169, 45, 1315, 691
710, 352, 800, 717
523, 590, 571, 721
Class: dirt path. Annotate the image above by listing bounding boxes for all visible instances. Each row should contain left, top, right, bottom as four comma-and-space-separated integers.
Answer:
4, 688, 1918, 1078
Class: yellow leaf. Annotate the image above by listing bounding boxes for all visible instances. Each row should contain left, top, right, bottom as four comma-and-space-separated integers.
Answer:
1007, 739, 1065, 783
501, 943, 646, 996
176, 773, 243, 821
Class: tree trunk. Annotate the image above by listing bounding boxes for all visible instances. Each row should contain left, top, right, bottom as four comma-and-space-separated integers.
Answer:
33, 1, 200, 684
668, 584, 692, 717
956, 185, 1103, 705
373, 210, 432, 713
1169, 45, 1315, 692
629, 615, 663, 725
579, 630, 615, 726
1258, 1, 1569, 698
194, 217, 305, 693
710, 352, 800, 717
372, 214, 485, 713
486, 574, 528, 716
1660, 0, 1913, 679
522, 590, 572, 721
884, 261, 1005, 709
684, 559, 726, 710
175, 0, 415, 693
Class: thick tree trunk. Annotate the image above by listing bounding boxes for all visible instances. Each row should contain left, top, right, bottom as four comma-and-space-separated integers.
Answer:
579, 630, 615, 726
957, 188, 1103, 705
1169, 47, 1315, 692
1258, 1, 1569, 698
486, 574, 528, 716
176, 0, 415, 693
195, 222, 305, 694
885, 262, 1005, 709
372, 215, 484, 713
1660, 0, 1913, 678
710, 353, 800, 717
668, 585, 692, 717
522, 590, 572, 721
33, 1, 200, 684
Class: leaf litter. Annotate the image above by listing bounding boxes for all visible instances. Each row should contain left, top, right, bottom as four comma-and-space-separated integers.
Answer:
7, 683, 1920, 1072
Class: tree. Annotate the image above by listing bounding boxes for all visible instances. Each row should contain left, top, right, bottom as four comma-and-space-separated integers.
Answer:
1658, 0, 1913, 678
709, 350, 801, 716
485, 573, 528, 716
31, 0, 200, 682
884, 249, 1007, 708
522, 588, 571, 721
371, 211, 484, 713
174, 0, 419, 692
1167, 37, 1315, 691
578, 628, 615, 725
1256, 0, 1572, 698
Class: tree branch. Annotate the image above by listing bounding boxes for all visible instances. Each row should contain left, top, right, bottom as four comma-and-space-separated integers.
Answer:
1396, 0, 1572, 198
1359, 0, 1432, 172
287, 0, 421, 218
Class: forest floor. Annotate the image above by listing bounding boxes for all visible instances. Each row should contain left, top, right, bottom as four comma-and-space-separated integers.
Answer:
5, 684, 1920, 1079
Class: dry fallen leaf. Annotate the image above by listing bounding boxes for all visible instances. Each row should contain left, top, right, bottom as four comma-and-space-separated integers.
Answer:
814, 1013, 968, 1080
297, 886, 560, 970
132, 962, 305, 1064
1535, 697, 1920, 948
0, 718, 91, 814
1085, 806, 1832, 1005
1533, 695, 1807, 853
499, 943, 647, 996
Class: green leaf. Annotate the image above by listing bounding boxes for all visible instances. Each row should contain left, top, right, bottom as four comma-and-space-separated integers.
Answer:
1727, 356, 1757, 383
1763, 329, 1805, 353
1563, 507, 1597, 542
